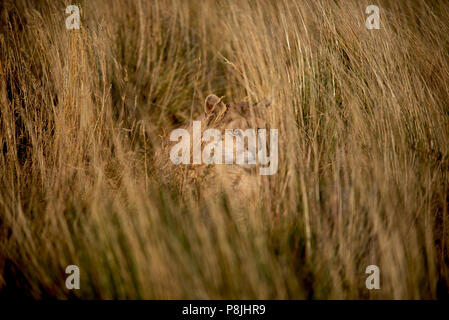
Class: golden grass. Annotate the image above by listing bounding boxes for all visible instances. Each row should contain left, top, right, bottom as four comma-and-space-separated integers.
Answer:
0, 0, 448, 299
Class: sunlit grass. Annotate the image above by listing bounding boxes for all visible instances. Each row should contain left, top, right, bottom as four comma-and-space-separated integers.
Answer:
0, 0, 448, 299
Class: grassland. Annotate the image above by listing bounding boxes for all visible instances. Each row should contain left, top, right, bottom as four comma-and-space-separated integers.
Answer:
0, 0, 448, 299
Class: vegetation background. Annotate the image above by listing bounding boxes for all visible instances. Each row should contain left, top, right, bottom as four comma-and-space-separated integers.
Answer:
0, 0, 448, 299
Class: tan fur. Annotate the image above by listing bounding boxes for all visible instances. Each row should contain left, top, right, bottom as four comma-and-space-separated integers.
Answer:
155, 94, 270, 206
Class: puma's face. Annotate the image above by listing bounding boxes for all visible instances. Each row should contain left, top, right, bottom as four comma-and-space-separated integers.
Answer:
200, 94, 271, 167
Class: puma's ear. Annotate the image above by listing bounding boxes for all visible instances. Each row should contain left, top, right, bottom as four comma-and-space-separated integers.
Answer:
204, 94, 225, 114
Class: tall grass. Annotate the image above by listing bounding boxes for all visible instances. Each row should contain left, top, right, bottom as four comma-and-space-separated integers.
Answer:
0, 0, 448, 299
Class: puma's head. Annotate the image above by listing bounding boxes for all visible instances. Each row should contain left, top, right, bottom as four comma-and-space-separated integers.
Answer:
202, 94, 271, 132
201, 94, 272, 167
